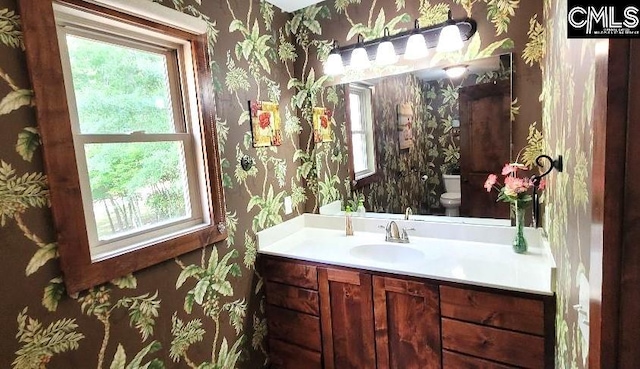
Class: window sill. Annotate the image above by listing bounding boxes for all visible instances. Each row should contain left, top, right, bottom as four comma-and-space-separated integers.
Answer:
353, 171, 380, 189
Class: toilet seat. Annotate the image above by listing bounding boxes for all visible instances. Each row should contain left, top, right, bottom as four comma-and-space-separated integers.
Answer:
440, 192, 461, 201
440, 192, 461, 217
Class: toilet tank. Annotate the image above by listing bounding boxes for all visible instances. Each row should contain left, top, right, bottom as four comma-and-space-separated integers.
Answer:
442, 174, 461, 193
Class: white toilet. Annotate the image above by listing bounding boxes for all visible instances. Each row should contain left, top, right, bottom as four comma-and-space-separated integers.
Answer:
440, 174, 461, 216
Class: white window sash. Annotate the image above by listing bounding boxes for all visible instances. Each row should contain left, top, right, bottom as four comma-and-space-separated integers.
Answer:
75, 133, 191, 144
350, 84, 376, 179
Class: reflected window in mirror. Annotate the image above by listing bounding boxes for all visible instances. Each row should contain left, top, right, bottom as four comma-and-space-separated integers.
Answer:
348, 83, 377, 185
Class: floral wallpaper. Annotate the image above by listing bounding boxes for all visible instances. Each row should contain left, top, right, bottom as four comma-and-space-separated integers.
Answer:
0, 0, 591, 367
301, 84, 351, 213
362, 73, 433, 214
541, 0, 595, 367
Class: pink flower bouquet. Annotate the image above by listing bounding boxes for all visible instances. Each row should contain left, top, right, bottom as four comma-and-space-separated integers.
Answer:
484, 163, 545, 208
484, 162, 545, 253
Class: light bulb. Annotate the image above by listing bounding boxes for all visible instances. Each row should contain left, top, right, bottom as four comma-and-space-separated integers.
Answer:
437, 24, 463, 52
404, 33, 428, 60
444, 65, 467, 78
375, 40, 398, 65
324, 52, 344, 75
350, 46, 370, 69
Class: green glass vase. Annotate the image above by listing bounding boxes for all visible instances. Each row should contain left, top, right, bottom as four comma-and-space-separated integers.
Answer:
512, 204, 528, 254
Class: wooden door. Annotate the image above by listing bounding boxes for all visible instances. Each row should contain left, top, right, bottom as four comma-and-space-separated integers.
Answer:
373, 276, 441, 369
318, 268, 376, 369
459, 81, 511, 218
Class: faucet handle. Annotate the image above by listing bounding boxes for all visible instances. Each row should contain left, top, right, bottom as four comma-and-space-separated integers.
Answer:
378, 224, 390, 239
400, 227, 415, 242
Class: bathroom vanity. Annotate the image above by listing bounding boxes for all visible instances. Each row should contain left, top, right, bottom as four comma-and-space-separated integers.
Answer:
257, 214, 556, 369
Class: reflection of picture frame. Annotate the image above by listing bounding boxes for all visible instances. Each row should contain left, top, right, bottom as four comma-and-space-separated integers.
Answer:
313, 107, 333, 143
397, 102, 414, 150
248, 100, 282, 147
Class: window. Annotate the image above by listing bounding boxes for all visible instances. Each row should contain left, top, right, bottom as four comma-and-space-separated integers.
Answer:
20, 0, 227, 293
57, 7, 208, 261
348, 84, 377, 183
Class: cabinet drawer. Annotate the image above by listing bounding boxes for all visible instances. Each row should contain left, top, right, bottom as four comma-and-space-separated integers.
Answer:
266, 281, 319, 315
440, 286, 544, 335
442, 318, 544, 368
443, 350, 517, 369
266, 305, 321, 351
269, 338, 321, 369
263, 258, 318, 290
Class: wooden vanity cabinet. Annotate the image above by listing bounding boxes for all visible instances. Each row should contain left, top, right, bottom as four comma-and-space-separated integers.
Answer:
317, 269, 441, 369
373, 275, 441, 369
260, 256, 555, 369
318, 268, 376, 369
440, 285, 554, 369
261, 257, 322, 369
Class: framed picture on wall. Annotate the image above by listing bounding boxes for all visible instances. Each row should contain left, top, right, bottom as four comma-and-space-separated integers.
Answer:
397, 102, 414, 150
248, 100, 282, 147
313, 107, 333, 143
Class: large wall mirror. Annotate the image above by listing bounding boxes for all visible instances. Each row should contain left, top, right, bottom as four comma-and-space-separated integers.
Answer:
337, 53, 513, 221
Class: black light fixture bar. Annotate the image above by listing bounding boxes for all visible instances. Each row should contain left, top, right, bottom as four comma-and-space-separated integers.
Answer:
332, 17, 477, 63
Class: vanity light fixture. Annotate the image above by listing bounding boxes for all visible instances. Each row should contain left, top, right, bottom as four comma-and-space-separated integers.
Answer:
404, 20, 429, 60
322, 13, 476, 76
324, 41, 344, 76
375, 28, 398, 65
437, 11, 464, 53
350, 34, 371, 69
444, 65, 468, 78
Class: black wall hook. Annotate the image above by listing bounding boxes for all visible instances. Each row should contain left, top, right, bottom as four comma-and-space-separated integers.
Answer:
240, 155, 255, 171
531, 154, 563, 227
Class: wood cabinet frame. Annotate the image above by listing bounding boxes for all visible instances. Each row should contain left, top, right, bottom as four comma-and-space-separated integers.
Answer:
18, 0, 227, 294
262, 254, 556, 369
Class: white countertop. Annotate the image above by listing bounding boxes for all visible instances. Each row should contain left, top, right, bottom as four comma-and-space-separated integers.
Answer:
257, 214, 556, 296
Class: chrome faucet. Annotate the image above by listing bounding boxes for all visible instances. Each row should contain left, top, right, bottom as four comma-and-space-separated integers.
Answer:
381, 221, 414, 243
404, 207, 413, 220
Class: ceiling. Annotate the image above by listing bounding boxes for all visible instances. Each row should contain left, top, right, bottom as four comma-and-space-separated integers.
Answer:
264, 0, 325, 13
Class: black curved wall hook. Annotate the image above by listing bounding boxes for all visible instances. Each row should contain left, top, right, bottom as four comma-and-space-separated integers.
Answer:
531, 154, 563, 227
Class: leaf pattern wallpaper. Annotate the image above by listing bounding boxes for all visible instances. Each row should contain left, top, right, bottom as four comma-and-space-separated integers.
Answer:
0, 0, 594, 368
541, 0, 595, 368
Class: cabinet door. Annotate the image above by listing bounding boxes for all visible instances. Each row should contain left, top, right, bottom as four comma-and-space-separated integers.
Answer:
318, 268, 376, 369
373, 276, 441, 369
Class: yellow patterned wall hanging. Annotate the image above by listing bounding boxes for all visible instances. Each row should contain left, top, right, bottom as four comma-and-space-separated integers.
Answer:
313, 107, 333, 143
249, 100, 282, 147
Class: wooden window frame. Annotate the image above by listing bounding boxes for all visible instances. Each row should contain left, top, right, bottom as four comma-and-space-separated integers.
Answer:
19, 0, 227, 294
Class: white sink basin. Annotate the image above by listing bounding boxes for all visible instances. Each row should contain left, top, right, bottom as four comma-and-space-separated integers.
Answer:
350, 244, 425, 264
